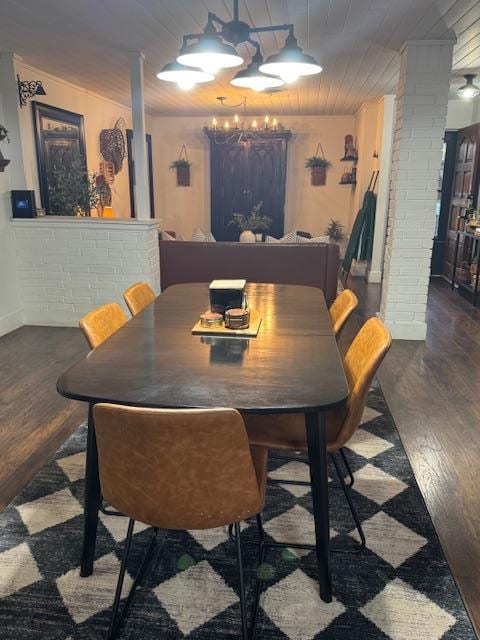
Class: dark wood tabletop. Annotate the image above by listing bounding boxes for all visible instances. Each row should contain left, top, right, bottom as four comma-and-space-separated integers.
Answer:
57, 283, 348, 413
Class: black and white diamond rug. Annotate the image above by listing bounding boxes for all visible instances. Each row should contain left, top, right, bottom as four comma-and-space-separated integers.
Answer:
0, 386, 476, 639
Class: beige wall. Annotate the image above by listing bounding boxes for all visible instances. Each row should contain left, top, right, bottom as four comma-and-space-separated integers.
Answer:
150, 114, 355, 239
351, 101, 380, 222
15, 59, 134, 218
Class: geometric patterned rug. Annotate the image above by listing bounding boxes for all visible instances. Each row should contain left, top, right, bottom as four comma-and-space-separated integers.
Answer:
0, 385, 476, 639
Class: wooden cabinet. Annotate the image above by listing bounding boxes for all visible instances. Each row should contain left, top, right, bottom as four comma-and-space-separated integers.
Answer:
205, 129, 291, 241
443, 124, 480, 280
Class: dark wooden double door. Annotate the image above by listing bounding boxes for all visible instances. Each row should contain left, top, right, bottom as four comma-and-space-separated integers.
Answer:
208, 132, 291, 241
442, 124, 480, 279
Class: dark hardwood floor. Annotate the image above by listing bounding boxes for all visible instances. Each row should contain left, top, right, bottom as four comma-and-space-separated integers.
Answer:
0, 326, 88, 511
342, 277, 480, 637
0, 279, 479, 636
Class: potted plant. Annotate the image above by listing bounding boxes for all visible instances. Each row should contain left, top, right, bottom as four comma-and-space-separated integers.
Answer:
48, 155, 100, 216
229, 201, 272, 242
170, 158, 191, 186
305, 156, 332, 186
325, 218, 346, 256
0, 124, 10, 172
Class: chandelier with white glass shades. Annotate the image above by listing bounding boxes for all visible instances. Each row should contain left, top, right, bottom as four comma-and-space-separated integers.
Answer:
157, 0, 322, 92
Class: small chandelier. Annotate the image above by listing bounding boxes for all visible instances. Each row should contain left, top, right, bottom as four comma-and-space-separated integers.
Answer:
157, 0, 321, 92
457, 74, 480, 100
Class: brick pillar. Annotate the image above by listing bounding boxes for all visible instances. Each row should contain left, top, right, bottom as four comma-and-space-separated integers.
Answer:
379, 40, 454, 340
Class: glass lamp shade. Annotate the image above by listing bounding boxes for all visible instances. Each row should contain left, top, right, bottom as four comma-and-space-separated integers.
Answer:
177, 33, 243, 75
457, 74, 480, 100
157, 61, 214, 91
230, 61, 284, 92
260, 33, 322, 84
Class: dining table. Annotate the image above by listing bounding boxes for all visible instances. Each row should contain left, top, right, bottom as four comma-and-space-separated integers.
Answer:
57, 282, 348, 603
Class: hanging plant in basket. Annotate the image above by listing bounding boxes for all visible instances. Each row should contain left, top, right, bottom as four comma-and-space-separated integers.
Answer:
305, 143, 332, 186
170, 145, 191, 186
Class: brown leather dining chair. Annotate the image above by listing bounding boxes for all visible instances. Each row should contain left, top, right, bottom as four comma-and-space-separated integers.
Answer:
329, 289, 358, 338
244, 317, 391, 549
93, 404, 268, 640
123, 281, 156, 316
79, 303, 128, 349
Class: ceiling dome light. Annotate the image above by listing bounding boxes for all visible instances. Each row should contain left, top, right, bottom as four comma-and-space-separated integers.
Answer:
457, 74, 480, 100
177, 25, 243, 75
259, 32, 322, 84
157, 61, 214, 91
230, 51, 284, 92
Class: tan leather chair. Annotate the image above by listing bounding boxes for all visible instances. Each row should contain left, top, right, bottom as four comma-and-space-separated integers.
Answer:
123, 281, 156, 316
329, 289, 358, 338
79, 303, 128, 349
94, 404, 267, 640
245, 317, 391, 548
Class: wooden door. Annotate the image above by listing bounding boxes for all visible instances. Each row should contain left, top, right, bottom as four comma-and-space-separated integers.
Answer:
208, 130, 291, 241
245, 139, 289, 239
210, 142, 248, 241
443, 124, 480, 280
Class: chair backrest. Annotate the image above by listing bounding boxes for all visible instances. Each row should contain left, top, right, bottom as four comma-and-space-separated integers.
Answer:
79, 303, 128, 349
123, 281, 156, 316
331, 317, 391, 449
93, 404, 265, 530
329, 289, 358, 337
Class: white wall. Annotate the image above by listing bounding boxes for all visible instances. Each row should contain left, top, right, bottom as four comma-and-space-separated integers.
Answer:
0, 54, 23, 336
150, 114, 355, 239
446, 98, 477, 129
15, 59, 136, 219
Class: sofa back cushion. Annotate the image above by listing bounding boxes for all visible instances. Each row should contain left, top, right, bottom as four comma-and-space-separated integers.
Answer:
159, 240, 339, 304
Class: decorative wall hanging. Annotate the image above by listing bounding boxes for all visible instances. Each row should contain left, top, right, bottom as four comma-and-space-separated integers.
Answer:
17, 74, 46, 108
99, 159, 115, 184
341, 135, 358, 162
0, 124, 10, 172
32, 102, 87, 213
95, 174, 112, 217
99, 118, 126, 175
170, 145, 191, 187
305, 143, 331, 186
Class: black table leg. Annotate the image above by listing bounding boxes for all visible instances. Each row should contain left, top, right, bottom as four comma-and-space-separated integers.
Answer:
305, 410, 332, 603
80, 403, 101, 577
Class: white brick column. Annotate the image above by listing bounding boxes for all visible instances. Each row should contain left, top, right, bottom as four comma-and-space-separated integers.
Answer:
379, 40, 454, 340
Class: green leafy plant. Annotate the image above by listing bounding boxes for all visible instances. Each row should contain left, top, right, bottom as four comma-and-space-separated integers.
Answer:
305, 156, 332, 168
170, 159, 191, 169
48, 154, 100, 216
229, 201, 272, 233
325, 218, 345, 241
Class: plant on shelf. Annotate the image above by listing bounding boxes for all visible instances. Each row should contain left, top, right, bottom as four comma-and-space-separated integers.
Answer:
48, 154, 100, 216
325, 218, 345, 242
305, 155, 332, 186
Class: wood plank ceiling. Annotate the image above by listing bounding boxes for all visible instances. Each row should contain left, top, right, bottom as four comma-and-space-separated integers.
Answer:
1, 0, 479, 116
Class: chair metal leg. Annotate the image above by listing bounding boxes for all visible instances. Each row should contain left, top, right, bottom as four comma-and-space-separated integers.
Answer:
107, 522, 159, 639
339, 448, 355, 488
107, 518, 135, 639
234, 522, 248, 640
330, 453, 366, 549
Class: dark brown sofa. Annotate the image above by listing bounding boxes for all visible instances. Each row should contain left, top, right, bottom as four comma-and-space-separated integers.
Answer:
159, 240, 339, 304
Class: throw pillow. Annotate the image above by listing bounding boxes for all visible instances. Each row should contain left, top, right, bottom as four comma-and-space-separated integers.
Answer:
161, 231, 176, 241
192, 227, 206, 242
265, 231, 298, 243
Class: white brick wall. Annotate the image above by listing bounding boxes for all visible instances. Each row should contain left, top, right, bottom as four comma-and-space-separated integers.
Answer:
12, 217, 160, 326
379, 40, 454, 340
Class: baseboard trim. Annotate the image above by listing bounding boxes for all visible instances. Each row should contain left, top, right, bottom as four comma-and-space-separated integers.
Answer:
377, 312, 427, 340
0, 309, 23, 338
